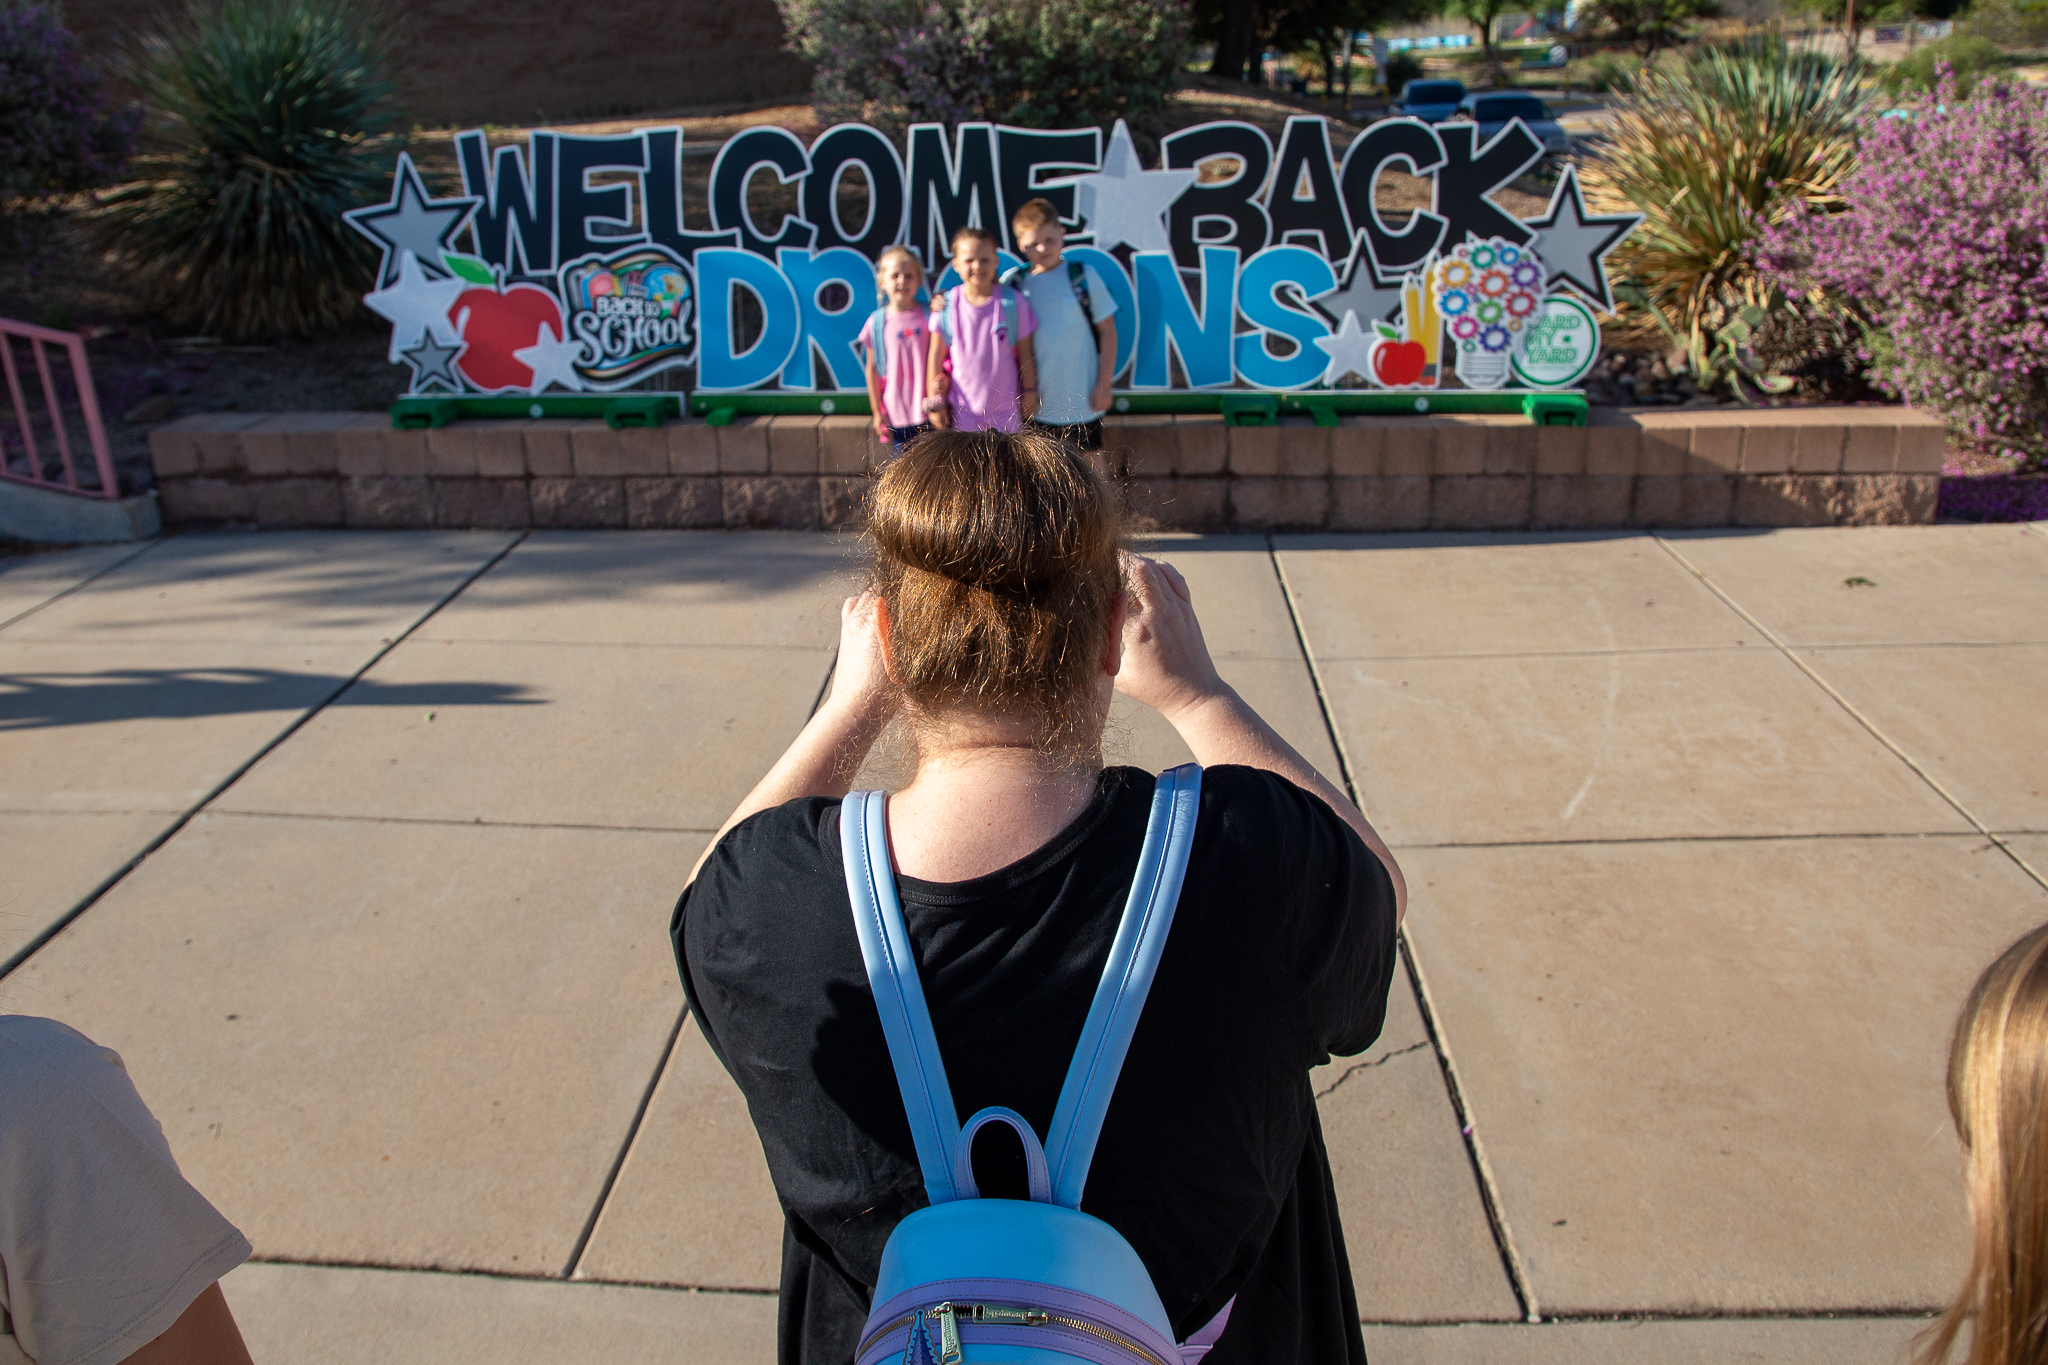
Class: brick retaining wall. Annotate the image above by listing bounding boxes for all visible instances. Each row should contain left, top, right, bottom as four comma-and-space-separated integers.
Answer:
147, 406, 1947, 533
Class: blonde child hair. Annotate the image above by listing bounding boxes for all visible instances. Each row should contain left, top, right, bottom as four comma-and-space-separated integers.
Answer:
874, 245, 924, 304
1923, 922, 2048, 1365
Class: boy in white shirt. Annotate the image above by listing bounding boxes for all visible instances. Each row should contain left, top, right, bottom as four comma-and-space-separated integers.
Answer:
1004, 198, 1119, 456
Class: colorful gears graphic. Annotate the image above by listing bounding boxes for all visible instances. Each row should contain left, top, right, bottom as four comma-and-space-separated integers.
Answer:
1511, 261, 1543, 289
1469, 244, 1498, 269
1450, 315, 1481, 340
1474, 298, 1505, 324
1478, 268, 1510, 297
1440, 289, 1471, 316
1480, 325, 1511, 353
1506, 291, 1537, 318
1439, 260, 1473, 289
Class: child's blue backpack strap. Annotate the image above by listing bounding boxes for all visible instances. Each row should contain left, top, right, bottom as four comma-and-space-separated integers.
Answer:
999, 284, 1019, 348
839, 765, 1201, 1210
1068, 259, 1094, 328
865, 306, 891, 378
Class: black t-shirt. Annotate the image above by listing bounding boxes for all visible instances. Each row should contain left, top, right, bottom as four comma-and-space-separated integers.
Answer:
673, 765, 1401, 1365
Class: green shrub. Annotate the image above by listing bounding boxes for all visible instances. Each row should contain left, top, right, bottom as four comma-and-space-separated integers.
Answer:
1381, 49, 1425, 95
1880, 34, 2003, 96
1583, 37, 1879, 395
779, 0, 1187, 129
1575, 50, 1641, 92
97, 0, 396, 339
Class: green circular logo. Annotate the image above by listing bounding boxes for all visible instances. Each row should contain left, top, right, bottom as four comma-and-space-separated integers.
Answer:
1511, 294, 1601, 389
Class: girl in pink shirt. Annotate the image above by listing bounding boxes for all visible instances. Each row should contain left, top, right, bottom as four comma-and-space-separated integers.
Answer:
861, 246, 933, 455
927, 227, 1038, 434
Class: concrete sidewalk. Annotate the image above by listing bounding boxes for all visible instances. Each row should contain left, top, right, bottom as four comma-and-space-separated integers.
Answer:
5, 522, 2045, 1363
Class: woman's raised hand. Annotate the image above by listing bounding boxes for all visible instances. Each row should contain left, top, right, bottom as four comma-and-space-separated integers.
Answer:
1114, 553, 1226, 722
825, 588, 899, 725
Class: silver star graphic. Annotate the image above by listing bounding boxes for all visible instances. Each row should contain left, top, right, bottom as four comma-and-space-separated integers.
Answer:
1312, 310, 1382, 386
1321, 231, 1406, 331
364, 250, 466, 363
513, 322, 588, 392
1524, 165, 1641, 312
344, 152, 482, 286
400, 334, 466, 392
1050, 119, 1198, 254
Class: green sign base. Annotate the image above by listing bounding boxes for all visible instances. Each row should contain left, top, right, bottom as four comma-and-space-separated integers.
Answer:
389, 393, 683, 430
686, 389, 1588, 428
389, 388, 1588, 431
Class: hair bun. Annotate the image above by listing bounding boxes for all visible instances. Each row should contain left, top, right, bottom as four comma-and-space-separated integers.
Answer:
867, 429, 1123, 752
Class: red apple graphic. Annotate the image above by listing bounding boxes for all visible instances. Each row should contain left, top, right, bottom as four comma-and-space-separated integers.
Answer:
452, 284, 566, 392
1371, 338, 1427, 388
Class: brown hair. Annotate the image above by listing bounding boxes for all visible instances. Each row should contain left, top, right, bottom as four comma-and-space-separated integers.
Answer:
949, 225, 999, 258
1922, 923, 2048, 1365
1011, 197, 1061, 234
868, 428, 1123, 754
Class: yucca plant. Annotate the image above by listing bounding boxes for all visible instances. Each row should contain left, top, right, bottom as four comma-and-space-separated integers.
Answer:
97, 0, 396, 339
1582, 39, 1880, 398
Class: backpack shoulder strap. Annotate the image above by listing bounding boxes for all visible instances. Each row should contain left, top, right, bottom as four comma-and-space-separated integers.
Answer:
867, 306, 891, 377
1068, 260, 1094, 327
840, 789, 964, 1205
1043, 764, 1203, 1209
1000, 285, 1018, 345
1000, 265, 1028, 288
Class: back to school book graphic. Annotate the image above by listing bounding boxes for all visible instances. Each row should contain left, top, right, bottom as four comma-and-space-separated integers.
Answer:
344, 116, 1637, 398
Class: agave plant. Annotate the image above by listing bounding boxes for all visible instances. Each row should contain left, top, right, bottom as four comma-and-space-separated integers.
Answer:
1582, 39, 1879, 397
97, 0, 396, 339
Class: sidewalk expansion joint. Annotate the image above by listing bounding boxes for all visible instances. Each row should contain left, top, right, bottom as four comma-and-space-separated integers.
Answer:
0, 536, 166, 633
205, 809, 719, 836
0, 530, 533, 984
1265, 536, 1542, 1324
1386, 830, 1988, 851
1652, 535, 2048, 895
562, 1005, 688, 1279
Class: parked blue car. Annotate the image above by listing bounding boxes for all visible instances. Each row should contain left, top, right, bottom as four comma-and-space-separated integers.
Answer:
1391, 78, 1467, 124
1451, 92, 1571, 155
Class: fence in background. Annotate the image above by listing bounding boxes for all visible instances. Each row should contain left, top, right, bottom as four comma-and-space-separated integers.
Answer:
0, 317, 118, 501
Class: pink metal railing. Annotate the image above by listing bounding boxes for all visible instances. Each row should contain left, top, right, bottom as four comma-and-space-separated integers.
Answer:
0, 317, 119, 500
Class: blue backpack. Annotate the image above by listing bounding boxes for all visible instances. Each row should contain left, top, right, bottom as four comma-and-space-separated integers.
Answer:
840, 765, 1232, 1365
1002, 260, 1096, 328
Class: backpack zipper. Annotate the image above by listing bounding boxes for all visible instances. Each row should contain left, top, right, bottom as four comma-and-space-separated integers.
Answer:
859, 1301, 1168, 1365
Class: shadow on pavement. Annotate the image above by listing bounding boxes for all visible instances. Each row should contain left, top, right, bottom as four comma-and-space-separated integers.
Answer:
0, 669, 539, 730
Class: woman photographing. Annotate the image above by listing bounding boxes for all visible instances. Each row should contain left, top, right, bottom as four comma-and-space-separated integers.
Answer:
673, 429, 1406, 1364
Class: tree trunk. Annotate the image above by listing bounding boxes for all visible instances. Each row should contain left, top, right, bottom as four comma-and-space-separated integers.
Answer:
1211, 0, 1259, 80
1341, 28, 1355, 113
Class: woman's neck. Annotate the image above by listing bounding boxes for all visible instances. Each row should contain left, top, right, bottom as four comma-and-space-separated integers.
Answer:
886, 735, 1100, 884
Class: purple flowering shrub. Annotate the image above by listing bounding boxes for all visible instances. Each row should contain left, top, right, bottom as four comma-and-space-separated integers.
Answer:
0, 4, 137, 203
1756, 69, 2048, 468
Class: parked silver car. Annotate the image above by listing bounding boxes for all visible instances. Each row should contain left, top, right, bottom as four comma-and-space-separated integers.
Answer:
1450, 92, 1571, 155
1390, 78, 1467, 124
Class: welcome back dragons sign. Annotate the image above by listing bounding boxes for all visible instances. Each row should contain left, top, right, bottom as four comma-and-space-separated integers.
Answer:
343, 115, 1639, 401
